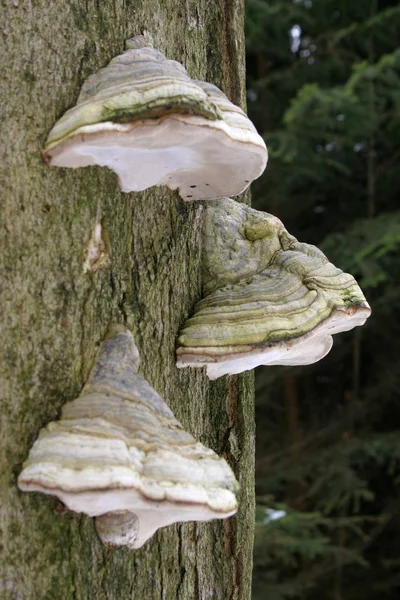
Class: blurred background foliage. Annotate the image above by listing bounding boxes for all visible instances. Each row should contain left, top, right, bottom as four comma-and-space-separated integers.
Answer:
245, 0, 400, 598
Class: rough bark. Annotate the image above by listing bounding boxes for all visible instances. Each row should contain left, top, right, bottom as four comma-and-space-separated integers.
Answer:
0, 1, 254, 599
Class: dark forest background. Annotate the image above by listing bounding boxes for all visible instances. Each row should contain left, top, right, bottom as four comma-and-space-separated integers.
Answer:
245, 1, 400, 598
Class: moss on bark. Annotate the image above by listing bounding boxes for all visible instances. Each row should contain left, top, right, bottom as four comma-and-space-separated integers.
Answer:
0, 1, 254, 598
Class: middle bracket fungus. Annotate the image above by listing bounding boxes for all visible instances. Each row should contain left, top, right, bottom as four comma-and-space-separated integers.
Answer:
43, 36, 267, 200
18, 325, 239, 549
176, 198, 371, 380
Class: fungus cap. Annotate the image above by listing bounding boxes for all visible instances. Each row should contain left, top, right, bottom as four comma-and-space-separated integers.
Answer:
43, 37, 267, 200
18, 325, 239, 548
176, 199, 371, 379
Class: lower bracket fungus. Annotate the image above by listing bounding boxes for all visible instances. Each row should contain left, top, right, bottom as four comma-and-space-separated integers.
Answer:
176, 198, 371, 380
18, 325, 239, 549
42, 36, 267, 200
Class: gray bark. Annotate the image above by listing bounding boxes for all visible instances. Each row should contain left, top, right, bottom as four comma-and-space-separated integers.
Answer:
0, 1, 254, 598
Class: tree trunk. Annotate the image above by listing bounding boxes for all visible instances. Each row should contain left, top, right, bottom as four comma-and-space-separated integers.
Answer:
0, 1, 255, 598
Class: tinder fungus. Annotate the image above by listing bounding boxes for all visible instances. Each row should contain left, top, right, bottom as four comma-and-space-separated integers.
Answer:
18, 325, 239, 548
176, 199, 371, 379
43, 36, 267, 200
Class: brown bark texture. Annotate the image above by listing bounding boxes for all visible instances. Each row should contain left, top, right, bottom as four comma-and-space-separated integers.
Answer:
0, 1, 255, 599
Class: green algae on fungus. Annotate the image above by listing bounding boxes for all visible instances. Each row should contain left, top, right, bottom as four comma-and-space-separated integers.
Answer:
43, 36, 267, 200
18, 326, 239, 549
176, 199, 371, 380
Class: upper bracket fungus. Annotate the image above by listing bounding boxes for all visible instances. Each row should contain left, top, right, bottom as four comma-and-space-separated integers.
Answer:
18, 325, 239, 549
176, 198, 371, 380
43, 36, 267, 200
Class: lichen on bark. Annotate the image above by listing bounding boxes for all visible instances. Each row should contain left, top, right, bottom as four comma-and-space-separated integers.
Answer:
0, 1, 254, 598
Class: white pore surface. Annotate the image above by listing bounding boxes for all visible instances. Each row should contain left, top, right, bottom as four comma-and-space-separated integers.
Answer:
94, 502, 236, 549
22, 485, 236, 548
47, 116, 267, 200
177, 307, 371, 380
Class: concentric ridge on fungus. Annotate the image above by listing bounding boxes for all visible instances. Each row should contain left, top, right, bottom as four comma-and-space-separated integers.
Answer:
176, 199, 371, 380
43, 36, 267, 200
18, 325, 239, 549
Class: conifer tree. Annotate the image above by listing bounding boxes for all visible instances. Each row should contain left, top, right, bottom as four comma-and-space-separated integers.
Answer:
246, 1, 400, 598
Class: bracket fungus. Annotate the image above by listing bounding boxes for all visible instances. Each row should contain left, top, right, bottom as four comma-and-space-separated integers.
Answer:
43, 36, 267, 200
18, 325, 239, 549
176, 198, 371, 380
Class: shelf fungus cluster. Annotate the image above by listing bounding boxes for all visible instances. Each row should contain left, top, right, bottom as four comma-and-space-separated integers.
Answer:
20, 35, 372, 555
43, 36, 267, 200
18, 326, 239, 549
176, 198, 371, 380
